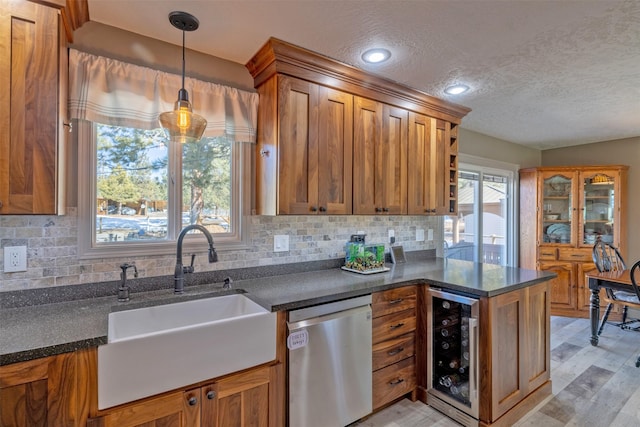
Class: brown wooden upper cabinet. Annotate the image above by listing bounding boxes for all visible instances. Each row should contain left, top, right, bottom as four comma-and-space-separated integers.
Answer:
353, 97, 408, 215
274, 75, 353, 215
246, 37, 470, 216
0, 0, 69, 214
407, 114, 459, 215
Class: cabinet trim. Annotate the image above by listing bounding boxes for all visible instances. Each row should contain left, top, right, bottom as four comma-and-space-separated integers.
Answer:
246, 38, 470, 124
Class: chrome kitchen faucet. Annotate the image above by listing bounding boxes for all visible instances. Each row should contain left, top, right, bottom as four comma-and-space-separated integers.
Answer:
174, 224, 218, 293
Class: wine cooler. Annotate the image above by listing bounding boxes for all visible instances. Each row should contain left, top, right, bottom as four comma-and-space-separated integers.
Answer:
427, 288, 480, 427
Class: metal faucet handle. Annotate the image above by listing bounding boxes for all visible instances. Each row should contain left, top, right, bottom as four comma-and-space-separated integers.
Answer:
223, 276, 232, 290
118, 263, 138, 302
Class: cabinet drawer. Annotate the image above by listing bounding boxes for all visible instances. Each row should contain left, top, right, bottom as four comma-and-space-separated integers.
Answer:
558, 248, 592, 262
372, 286, 417, 318
372, 356, 416, 410
538, 248, 557, 260
372, 333, 415, 371
372, 309, 416, 344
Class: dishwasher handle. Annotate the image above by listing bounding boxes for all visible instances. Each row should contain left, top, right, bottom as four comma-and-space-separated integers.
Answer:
288, 304, 372, 331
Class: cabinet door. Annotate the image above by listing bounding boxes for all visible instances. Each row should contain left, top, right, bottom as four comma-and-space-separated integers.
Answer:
353, 97, 407, 214
87, 392, 192, 427
539, 170, 578, 246
277, 76, 319, 214
523, 282, 550, 393
0, 353, 77, 427
487, 289, 527, 421
0, 0, 63, 214
380, 104, 408, 214
577, 261, 602, 312
578, 169, 623, 250
353, 96, 382, 214
317, 86, 353, 214
407, 112, 439, 215
203, 365, 271, 427
538, 261, 576, 311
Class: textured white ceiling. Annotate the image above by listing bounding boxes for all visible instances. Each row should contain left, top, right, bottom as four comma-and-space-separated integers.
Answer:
87, 0, 640, 150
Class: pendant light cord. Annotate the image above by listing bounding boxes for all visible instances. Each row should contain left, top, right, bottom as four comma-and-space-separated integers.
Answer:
181, 29, 186, 90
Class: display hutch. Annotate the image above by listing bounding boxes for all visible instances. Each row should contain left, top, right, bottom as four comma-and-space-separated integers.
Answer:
519, 165, 628, 317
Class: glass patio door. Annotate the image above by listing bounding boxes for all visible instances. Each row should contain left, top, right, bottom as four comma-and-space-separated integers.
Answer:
444, 164, 514, 266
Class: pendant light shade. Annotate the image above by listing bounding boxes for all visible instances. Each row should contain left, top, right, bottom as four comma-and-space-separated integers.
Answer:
159, 11, 207, 143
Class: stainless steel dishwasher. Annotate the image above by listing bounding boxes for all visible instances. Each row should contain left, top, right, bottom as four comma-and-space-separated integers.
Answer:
287, 295, 372, 427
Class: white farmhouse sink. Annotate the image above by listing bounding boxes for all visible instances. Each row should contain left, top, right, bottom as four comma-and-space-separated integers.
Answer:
97, 294, 277, 409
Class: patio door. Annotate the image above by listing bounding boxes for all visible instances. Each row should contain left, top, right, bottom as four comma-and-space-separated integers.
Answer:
444, 160, 516, 266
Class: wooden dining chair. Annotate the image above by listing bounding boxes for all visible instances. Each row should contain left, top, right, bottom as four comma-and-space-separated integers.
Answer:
592, 240, 640, 335
630, 261, 640, 367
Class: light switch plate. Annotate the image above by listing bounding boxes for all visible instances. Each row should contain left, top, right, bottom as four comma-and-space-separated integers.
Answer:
416, 229, 425, 242
4, 246, 27, 272
274, 235, 290, 252
427, 229, 434, 241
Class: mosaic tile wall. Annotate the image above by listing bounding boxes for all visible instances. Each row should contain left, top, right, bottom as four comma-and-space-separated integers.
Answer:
0, 211, 442, 291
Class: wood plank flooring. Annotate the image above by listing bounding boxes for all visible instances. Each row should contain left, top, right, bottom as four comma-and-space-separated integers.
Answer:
357, 316, 640, 427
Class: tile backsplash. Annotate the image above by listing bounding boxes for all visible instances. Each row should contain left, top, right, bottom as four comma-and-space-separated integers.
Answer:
0, 211, 442, 292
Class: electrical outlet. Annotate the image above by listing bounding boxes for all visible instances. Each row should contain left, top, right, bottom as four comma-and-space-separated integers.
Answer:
274, 235, 290, 252
427, 229, 434, 241
4, 246, 27, 272
388, 229, 395, 244
416, 229, 425, 242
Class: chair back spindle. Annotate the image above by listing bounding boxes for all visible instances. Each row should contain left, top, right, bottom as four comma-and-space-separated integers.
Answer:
592, 241, 626, 273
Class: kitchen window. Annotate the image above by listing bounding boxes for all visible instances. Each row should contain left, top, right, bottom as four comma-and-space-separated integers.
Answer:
70, 50, 257, 258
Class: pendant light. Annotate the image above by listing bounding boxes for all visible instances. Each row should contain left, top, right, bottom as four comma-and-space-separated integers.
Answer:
159, 11, 207, 144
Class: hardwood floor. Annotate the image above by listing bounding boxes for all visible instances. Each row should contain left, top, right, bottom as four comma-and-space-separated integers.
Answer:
357, 316, 640, 427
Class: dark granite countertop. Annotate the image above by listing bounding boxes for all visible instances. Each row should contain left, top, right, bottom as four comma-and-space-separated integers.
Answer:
0, 258, 554, 366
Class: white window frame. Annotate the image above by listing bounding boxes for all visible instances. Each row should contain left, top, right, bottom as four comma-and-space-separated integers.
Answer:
76, 119, 252, 259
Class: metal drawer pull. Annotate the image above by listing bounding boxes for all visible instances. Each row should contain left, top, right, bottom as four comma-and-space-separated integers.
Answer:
388, 298, 404, 305
390, 323, 405, 330
388, 378, 405, 385
571, 254, 584, 258
387, 347, 404, 356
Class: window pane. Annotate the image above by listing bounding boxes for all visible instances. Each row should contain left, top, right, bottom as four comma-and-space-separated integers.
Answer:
181, 137, 232, 234
446, 172, 478, 262
482, 173, 507, 265
95, 124, 169, 242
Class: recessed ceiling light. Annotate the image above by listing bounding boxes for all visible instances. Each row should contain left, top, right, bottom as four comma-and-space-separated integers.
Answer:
444, 84, 470, 95
362, 48, 391, 64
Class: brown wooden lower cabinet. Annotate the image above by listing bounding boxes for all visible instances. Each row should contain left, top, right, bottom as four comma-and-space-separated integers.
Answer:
1, 283, 551, 427
0, 352, 79, 427
478, 281, 552, 426
371, 286, 418, 410
87, 364, 279, 427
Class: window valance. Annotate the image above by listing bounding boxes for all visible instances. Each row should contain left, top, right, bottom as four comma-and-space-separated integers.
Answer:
68, 49, 258, 142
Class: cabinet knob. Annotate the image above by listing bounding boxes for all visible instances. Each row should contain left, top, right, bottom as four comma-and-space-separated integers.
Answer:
188, 396, 198, 406
260, 149, 270, 157
206, 390, 216, 400
319, 206, 326, 212
310, 206, 318, 212
383, 207, 389, 212
375, 207, 382, 213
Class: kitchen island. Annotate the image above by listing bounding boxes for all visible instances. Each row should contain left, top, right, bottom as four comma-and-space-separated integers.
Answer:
0, 258, 554, 427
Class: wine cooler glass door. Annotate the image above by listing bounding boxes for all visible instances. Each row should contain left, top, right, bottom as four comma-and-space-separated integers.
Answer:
427, 289, 479, 419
